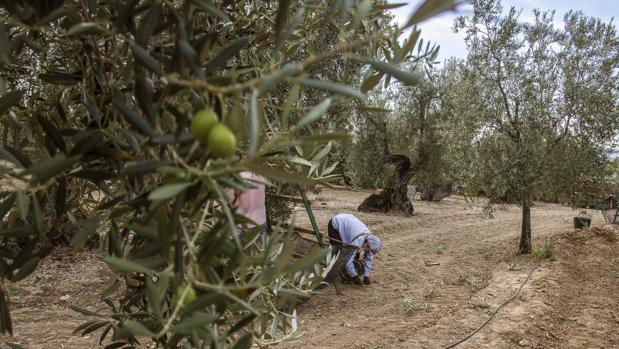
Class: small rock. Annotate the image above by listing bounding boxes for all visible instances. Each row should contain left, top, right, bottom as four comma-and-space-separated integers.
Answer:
398, 338, 406, 342
518, 339, 531, 347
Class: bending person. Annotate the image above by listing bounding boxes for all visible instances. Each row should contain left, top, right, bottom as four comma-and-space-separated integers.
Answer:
327, 213, 382, 285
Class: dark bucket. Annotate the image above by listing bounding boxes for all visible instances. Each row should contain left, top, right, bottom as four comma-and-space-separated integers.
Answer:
574, 217, 591, 229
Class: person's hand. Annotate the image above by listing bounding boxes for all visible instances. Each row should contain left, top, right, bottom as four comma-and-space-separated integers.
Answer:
363, 276, 371, 285
353, 275, 364, 285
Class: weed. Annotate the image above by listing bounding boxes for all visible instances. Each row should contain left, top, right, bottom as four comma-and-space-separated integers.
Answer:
508, 263, 524, 271
532, 240, 558, 261
402, 298, 429, 312
481, 203, 496, 219
472, 292, 486, 303
457, 276, 472, 287
436, 243, 447, 255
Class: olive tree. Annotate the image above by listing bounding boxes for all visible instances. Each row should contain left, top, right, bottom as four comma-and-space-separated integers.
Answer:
0, 0, 456, 347
454, 0, 619, 252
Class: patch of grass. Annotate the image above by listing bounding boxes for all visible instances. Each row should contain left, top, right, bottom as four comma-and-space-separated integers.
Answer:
456, 275, 472, 287
481, 203, 496, 219
402, 298, 429, 312
435, 243, 447, 255
532, 240, 558, 261
472, 292, 486, 302
508, 263, 524, 271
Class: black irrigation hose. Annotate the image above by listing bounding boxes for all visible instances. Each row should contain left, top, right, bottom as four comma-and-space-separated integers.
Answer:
442, 264, 540, 349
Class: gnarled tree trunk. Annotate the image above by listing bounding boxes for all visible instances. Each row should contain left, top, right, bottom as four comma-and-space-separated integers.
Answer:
358, 155, 415, 215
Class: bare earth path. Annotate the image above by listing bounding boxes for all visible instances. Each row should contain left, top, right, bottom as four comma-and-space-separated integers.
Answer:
0, 188, 617, 348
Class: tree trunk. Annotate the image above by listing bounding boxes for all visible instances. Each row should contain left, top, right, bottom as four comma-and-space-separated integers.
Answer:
518, 203, 532, 253
358, 155, 414, 215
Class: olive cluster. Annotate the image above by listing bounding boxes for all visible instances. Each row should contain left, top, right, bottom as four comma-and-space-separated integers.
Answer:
190, 109, 237, 158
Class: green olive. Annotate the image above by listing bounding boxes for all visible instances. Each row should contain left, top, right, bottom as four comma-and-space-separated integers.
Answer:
207, 124, 237, 158
190, 108, 218, 143
171, 283, 197, 308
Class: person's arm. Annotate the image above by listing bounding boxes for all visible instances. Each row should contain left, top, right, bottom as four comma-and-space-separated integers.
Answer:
362, 252, 373, 277
345, 254, 358, 278
344, 236, 364, 278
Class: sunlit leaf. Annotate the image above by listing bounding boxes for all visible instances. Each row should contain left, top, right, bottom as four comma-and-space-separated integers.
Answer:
404, 0, 458, 28
36, 114, 66, 152
34, 6, 68, 27
374, 2, 408, 10
146, 270, 171, 318
171, 313, 218, 333
189, 0, 230, 22
273, 0, 292, 49
297, 79, 365, 101
0, 25, 9, 67
10, 257, 40, 282
205, 37, 250, 74
246, 163, 315, 185
112, 97, 155, 137
16, 191, 28, 222
296, 98, 332, 129
32, 196, 45, 235
70, 216, 102, 250
66, 22, 105, 36
131, 44, 163, 76
351, 0, 372, 30
136, 4, 162, 47
231, 332, 252, 349
0, 194, 15, 220
148, 182, 192, 201
368, 60, 423, 86
257, 64, 298, 95
22, 155, 80, 183
103, 256, 152, 274
360, 71, 384, 93
122, 320, 155, 337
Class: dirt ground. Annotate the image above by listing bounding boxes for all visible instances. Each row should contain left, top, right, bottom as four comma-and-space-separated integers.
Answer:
1, 188, 618, 348
282, 189, 619, 349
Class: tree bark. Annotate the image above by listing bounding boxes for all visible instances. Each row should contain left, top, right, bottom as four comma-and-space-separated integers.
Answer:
358, 155, 415, 215
519, 202, 532, 253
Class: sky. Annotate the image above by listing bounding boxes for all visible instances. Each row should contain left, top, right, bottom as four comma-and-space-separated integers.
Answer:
389, 0, 619, 62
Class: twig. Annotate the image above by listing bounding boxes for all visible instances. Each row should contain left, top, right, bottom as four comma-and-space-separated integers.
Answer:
254, 327, 304, 347
165, 30, 389, 95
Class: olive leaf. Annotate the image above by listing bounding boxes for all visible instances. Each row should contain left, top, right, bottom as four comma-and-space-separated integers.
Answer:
103, 256, 152, 274
0, 90, 24, 114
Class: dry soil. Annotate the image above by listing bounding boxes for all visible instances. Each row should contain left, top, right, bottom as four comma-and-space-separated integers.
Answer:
1, 189, 618, 349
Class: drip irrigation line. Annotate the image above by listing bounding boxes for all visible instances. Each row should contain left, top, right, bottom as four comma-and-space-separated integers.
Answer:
442, 263, 540, 349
